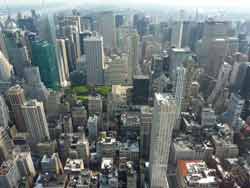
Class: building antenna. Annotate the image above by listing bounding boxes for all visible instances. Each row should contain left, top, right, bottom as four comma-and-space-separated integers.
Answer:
4, 0, 10, 17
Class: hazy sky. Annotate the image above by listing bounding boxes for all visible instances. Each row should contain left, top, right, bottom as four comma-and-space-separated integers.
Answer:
3, 0, 250, 7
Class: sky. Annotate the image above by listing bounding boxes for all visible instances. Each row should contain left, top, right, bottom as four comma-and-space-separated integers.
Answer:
3, 0, 250, 8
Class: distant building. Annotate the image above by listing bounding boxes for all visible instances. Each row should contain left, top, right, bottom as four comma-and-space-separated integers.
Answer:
41, 153, 63, 175
84, 36, 104, 85
0, 51, 13, 81
96, 11, 116, 50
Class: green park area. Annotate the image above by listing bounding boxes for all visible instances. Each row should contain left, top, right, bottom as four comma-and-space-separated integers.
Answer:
66, 85, 111, 103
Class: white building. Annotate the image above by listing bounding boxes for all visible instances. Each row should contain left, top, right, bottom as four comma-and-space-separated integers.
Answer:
84, 36, 104, 85
174, 66, 186, 130
21, 99, 50, 143
56, 39, 70, 87
149, 93, 176, 188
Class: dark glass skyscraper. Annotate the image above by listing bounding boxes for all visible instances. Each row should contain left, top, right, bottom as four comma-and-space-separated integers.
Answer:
132, 75, 150, 105
31, 40, 59, 89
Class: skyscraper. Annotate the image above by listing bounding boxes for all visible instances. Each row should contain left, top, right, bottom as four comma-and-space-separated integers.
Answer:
174, 66, 186, 130
56, 39, 70, 87
21, 99, 50, 144
0, 127, 13, 162
31, 40, 59, 89
6, 85, 26, 132
0, 96, 10, 129
128, 31, 140, 83
84, 36, 104, 85
0, 51, 13, 81
132, 75, 149, 105
149, 93, 176, 188
96, 11, 116, 50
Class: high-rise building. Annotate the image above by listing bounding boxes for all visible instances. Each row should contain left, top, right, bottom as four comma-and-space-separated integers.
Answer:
21, 99, 50, 144
132, 75, 149, 105
128, 31, 140, 82
171, 21, 183, 48
0, 51, 13, 81
31, 40, 59, 89
0, 127, 14, 162
0, 96, 9, 128
96, 11, 116, 50
79, 31, 92, 55
149, 93, 176, 188
140, 106, 153, 160
84, 36, 104, 85
23, 66, 49, 102
2, 24, 30, 78
174, 66, 186, 130
87, 115, 98, 142
208, 62, 232, 104
56, 39, 70, 87
6, 85, 26, 132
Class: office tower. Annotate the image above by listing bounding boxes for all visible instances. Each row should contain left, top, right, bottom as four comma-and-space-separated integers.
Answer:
96, 11, 116, 50
226, 93, 244, 130
128, 31, 140, 83
198, 20, 231, 78
31, 40, 59, 89
0, 127, 14, 162
56, 39, 70, 87
149, 93, 176, 188
169, 48, 190, 78
21, 99, 50, 144
174, 66, 186, 130
208, 62, 232, 104
1, 28, 30, 78
23, 66, 49, 102
140, 106, 153, 160
79, 31, 92, 55
0, 96, 9, 128
87, 115, 98, 142
132, 75, 149, 105
0, 51, 12, 81
65, 38, 77, 72
84, 36, 104, 85
134, 14, 149, 37
6, 85, 26, 132
171, 21, 183, 48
